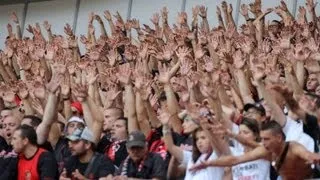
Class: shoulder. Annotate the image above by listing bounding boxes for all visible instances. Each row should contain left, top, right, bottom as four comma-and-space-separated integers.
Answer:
148, 152, 164, 161
95, 153, 113, 163
38, 150, 56, 164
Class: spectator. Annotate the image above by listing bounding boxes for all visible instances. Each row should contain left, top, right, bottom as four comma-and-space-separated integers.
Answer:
61, 127, 115, 179
12, 124, 58, 180
115, 131, 166, 179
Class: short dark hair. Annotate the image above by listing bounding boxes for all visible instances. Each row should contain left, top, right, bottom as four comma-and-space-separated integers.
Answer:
241, 117, 260, 142
23, 115, 42, 128
116, 117, 128, 130
261, 120, 286, 140
16, 124, 38, 145
2, 107, 14, 111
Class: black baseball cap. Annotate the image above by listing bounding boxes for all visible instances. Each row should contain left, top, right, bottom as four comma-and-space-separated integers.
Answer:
126, 131, 146, 148
244, 102, 266, 116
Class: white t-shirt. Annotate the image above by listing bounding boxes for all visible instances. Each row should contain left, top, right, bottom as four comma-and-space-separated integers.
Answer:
182, 150, 224, 180
232, 118, 314, 152
231, 147, 270, 180
283, 116, 315, 152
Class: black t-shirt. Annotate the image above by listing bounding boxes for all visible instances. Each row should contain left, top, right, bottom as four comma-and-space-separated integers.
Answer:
117, 153, 165, 179
39, 141, 53, 152
54, 137, 71, 173
0, 151, 17, 179
172, 132, 193, 151
0, 136, 9, 152
36, 151, 59, 179
97, 135, 128, 167
303, 113, 320, 152
64, 152, 115, 179
104, 140, 128, 167
97, 134, 112, 153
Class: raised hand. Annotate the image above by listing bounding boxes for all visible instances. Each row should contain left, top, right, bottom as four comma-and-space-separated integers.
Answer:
216, 6, 222, 16
279, 0, 289, 12
161, 7, 169, 22
104, 10, 112, 21
227, 3, 233, 14
72, 84, 88, 102
130, 18, 140, 29
88, 24, 95, 35
31, 97, 44, 116
249, 0, 262, 15
161, 44, 174, 61
1, 84, 16, 103
26, 24, 34, 34
199, 5, 207, 18
194, 44, 205, 60
7, 23, 13, 36
10, 12, 19, 24
33, 79, 46, 100
157, 61, 180, 84
17, 53, 32, 71
43, 20, 51, 31
250, 55, 265, 81
150, 13, 160, 25
134, 73, 152, 100
233, 50, 245, 69
180, 59, 193, 76
192, 6, 200, 19
306, 0, 318, 12
86, 66, 98, 85
240, 4, 249, 17
46, 73, 63, 94
88, 12, 95, 24
297, 6, 307, 25
61, 75, 71, 99
241, 37, 254, 54
116, 63, 132, 85
64, 23, 74, 37
292, 43, 311, 61
17, 81, 28, 99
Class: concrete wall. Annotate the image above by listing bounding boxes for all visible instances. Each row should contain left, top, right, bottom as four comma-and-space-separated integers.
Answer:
0, 0, 300, 52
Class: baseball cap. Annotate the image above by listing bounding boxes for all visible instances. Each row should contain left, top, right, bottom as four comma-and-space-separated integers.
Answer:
244, 102, 266, 116
67, 116, 85, 125
67, 127, 94, 143
126, 131, 146, 148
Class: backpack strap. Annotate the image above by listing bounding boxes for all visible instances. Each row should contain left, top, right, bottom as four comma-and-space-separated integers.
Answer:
276, 142, 290, 171
84, 153, 98, 177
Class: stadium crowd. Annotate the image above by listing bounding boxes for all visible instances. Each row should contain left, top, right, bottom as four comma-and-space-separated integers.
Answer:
1, 0, 320, 179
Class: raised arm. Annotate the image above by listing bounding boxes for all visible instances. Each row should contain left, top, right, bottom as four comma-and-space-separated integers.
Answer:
189, 146, 270, 172
43, 21, 53, 42
292, 141, 320, 164
117, 64, 139, 133
252, 59, 287, 127
94, 14, 107, 37
158, 59, 182, 133
159, 110, 184, 162
36, 68, 62, 145
10, 12, 22, 39
104, 10, 116, 36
